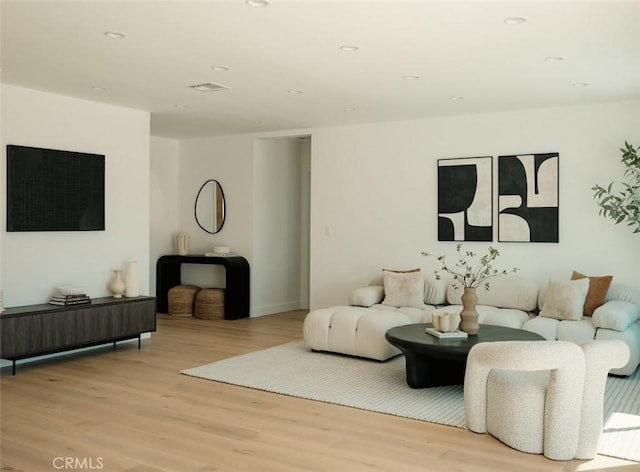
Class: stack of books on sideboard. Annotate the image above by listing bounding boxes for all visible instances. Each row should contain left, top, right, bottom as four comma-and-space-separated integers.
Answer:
49, 291, 92, 306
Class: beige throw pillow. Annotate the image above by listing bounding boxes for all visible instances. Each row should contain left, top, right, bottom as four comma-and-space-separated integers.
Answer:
540, 278, 590, 321
382, 269, 425, 309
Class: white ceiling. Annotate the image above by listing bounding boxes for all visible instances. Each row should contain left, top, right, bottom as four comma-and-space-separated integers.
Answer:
2, 1, 639, 139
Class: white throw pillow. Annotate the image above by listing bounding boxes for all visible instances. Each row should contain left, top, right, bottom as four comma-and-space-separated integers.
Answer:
382, 270, 425, 309
349, 285, 384, 307
592, 300, 640, 332
539, 278, 590, 321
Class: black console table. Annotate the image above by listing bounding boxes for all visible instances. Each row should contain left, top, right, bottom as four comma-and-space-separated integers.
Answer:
1, 296, 156, 375
156, 254, 250, 320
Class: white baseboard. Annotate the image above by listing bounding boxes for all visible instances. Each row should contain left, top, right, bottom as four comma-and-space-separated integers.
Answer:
251, 300, 306, 317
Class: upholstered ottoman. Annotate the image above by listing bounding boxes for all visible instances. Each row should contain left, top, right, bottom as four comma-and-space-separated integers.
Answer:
303, 306, 411, 361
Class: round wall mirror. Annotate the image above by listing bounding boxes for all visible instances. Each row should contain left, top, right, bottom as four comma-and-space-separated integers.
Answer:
195, 179, 226, 234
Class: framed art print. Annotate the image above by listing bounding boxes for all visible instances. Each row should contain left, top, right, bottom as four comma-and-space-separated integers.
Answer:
498, 152, 559, 242
437, 156, 493, 242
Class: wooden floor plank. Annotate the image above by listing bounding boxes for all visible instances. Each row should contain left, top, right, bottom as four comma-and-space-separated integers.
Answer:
1, 310, 637, 472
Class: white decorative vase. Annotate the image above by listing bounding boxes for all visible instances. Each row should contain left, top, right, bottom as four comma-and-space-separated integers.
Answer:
124, 261, 140, 298
177, 232, 189, 256
109, 270, 126, 298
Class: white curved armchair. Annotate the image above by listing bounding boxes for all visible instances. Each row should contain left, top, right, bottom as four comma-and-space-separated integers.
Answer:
464, 340, 629, 460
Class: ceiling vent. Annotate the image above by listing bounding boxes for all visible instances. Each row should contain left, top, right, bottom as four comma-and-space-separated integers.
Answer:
187, 82, 229, 92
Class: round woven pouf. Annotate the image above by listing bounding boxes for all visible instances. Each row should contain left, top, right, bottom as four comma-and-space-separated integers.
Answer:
194, 288, 225, 320
167, 285, 201, 316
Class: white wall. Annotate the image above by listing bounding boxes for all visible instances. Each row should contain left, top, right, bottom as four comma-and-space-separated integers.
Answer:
150, 136, 180, 297
252, 137, 305, 315
175, 135, 255, 291
309, 100, 640, 309
1, 85, 150, 307
151, 99, 639, 318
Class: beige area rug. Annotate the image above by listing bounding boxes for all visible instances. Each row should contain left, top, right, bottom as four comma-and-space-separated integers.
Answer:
181, 340, 640, 463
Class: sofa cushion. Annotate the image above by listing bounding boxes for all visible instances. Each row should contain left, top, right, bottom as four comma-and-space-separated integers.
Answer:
539, 278, 590, 321
557, 319, 597, 343
592, 301, 640, 332
523, 317, 560, 340
605, 283, 640, 306
381, 269, 426, 309
446, 276, 539, 311
369, 304, 434, 323
349, 285, 384, 307
571, 271, 613, 315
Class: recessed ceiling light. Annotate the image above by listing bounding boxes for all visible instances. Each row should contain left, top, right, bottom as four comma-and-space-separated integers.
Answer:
545, 56, 565, 62
403, 75, 421, 80
104, 31, 126, 39
91, 86, 106, 91
288, 89, 303, 94
173, 104, 189, 109
504, 17, 526, 25
339, 45, 359, 52
246, 0, 269, 7
572, 82, 589, 87
449, 96, 464, 101
211, 66, 230, 71
344, 107, 356, 111
258, 121, 269, 126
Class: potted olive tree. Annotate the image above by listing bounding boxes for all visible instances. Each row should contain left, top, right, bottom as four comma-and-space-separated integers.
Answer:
592, 142, 640, 234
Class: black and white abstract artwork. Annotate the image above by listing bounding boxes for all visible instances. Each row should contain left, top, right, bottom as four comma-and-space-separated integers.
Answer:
498, 152, 559, 242
437, 156, 493, 242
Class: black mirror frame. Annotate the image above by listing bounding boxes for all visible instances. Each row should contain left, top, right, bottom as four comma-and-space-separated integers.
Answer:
195, 179, 226, 234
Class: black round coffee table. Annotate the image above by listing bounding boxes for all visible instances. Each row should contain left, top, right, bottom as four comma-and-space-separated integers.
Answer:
385, 323, 544, 388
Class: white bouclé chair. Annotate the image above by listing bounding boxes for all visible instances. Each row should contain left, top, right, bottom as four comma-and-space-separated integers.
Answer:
464, 340, 629, 460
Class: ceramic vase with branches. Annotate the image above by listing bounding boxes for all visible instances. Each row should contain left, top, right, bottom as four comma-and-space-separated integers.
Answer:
422, 244, 519, 334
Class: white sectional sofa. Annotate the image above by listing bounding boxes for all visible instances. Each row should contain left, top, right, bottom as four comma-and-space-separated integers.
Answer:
304, 272, 539, 361
303, 270, 640, 376
348, 273, 539, 329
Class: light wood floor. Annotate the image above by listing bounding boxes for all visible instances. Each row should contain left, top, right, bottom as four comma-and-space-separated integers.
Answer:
1, 310, 637, 472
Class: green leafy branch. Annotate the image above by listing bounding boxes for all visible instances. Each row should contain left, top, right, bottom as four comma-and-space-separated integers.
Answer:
592, 142, 640, 234
421, 243, 519, 290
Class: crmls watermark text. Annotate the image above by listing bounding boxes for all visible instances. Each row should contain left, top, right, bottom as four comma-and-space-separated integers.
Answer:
52, 457, 104, 470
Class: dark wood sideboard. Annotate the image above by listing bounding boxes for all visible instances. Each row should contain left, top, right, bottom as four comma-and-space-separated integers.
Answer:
0, 296, 156, 375
155, 254, 250, 319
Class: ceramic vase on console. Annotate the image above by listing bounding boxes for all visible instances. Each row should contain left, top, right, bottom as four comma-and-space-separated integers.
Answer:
109, 270, 126, 298
177, 232, 189, 256
124, 261, 140, 298
460, 287, 480, 335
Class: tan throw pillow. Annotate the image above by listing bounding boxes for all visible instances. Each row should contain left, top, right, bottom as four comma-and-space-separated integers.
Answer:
571, 271, 613, 315
382, 269, 425, 309
540, 278, 590, 321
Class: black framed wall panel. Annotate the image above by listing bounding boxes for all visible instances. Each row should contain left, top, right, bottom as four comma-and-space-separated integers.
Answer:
437, 156, 493, 242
